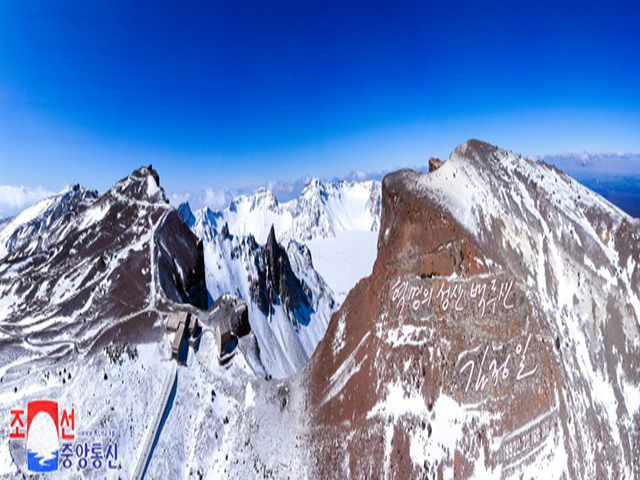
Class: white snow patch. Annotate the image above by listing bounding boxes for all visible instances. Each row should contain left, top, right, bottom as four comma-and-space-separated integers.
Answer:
245, 382, 255, 409
332, 313, 346, 357
306, 230, 378, 304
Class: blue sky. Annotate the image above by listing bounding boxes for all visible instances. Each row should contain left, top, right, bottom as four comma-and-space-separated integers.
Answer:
0, 0, 639, 213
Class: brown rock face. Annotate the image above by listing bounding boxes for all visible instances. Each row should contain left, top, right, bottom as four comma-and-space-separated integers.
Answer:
429, 157, 444, 173
0, 165, 210, 367
305, 140, 640, 478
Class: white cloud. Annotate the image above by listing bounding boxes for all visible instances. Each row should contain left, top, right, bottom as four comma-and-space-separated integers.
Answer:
0, 185, 54, 219
204, 188, 231, 210
169, 188, 237, 211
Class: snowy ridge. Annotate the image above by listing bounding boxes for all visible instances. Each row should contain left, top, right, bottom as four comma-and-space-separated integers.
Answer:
180, 177, 381, 245
422, 140, 640, 327
176, 177, 381, 378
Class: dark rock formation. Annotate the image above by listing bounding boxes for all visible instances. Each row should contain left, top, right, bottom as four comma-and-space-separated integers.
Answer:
177, 201, 196, 228
250, 226, 312, 321
156, 210, 209, 310
429, 156, 444, 172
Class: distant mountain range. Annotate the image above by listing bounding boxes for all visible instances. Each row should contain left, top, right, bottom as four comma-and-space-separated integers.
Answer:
541, 153, 640, 218
178, 178, 381, 245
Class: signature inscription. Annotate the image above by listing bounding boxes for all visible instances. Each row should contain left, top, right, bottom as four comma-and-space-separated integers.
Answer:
458, 333, 539, 394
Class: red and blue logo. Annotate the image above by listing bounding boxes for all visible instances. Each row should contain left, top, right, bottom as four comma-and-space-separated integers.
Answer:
9, 400, 75, 473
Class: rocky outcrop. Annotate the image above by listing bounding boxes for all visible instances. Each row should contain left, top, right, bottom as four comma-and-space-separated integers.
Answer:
428, 156, 444, 172
250, 226, 312, 320
306, 140, 640, 478
156, 210, 209, 310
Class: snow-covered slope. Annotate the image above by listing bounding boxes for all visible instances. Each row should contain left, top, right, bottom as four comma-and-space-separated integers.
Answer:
182, 204, 336, 378
0, 185, 98, 260
306, 230, 379, 302
174, 178, 381, 377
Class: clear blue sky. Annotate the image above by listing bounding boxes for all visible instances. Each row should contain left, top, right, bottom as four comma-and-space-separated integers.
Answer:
0, 0, 639, 196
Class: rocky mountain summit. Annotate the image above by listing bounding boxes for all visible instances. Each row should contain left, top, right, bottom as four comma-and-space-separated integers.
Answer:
305, 139, 640, 478
0, 165, 206, 363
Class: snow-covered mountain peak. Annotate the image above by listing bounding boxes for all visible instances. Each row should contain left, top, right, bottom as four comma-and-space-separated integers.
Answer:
177, 201, 195, 228
304, 177, 322, 188
299, 177, 326, 197
415, 139, 629, 240
229, 187, 279, 215
201, 206, 221, 224
109, 164, 168, 204
252, 188, 279, 212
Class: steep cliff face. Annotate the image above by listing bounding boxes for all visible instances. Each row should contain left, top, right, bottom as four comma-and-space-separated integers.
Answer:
306, 140, 640, 478
156, 209, 209, 310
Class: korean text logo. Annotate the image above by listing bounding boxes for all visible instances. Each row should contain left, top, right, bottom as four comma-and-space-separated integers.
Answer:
9, 399, 118, 473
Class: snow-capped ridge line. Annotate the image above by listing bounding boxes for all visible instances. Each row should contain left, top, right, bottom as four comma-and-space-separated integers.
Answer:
182, 177, 382, 246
